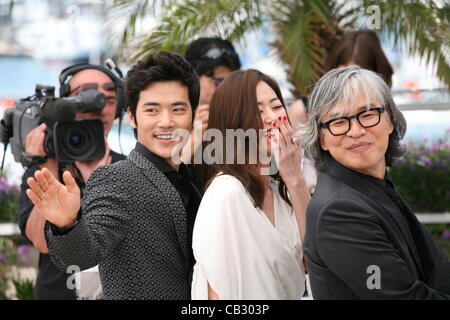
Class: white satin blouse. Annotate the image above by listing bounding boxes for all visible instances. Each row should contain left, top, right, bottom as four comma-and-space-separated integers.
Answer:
191, 174, 305, 300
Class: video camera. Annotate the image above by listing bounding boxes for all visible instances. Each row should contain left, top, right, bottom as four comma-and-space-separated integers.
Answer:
0, 84, 106, 166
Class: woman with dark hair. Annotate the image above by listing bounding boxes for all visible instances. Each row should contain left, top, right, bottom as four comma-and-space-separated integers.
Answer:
191, 69, 310, 300
326, 30, 394, 87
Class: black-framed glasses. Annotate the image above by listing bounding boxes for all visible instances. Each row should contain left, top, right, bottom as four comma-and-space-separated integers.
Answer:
319, 107, 385, 136
70, 82, 116, 95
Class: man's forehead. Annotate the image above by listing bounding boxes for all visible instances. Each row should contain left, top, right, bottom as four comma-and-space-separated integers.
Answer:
140, 93, 190, 107
140, 95, 190, 106
326, 95, 380, 118
212, 65, 233, 77
69, 69, 112, 86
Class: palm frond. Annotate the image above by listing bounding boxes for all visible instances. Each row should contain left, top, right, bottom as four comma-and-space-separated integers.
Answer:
119, 0, 263, 62
271, 0, 335, 96
106, 0, 178, 59
108, 0, 175, 42
366, 0, 450, 88
109, 0, 450, 92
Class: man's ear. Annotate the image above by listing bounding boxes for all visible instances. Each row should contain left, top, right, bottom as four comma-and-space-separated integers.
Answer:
388, 116, 394, 135
128, 107, 136, 129
319, 132, 328, 151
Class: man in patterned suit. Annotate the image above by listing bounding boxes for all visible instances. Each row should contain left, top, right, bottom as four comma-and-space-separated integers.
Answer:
25, 52, 202, 299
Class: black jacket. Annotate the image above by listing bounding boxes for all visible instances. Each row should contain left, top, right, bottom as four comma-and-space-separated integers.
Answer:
304, 159, 450, 299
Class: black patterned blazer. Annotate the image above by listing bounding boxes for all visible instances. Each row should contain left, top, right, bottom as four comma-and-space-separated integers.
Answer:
46, 149, 194, 299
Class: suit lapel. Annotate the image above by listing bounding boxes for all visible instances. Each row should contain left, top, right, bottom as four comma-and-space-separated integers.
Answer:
189, 180, 202, 201
128, 149, 189, 267
326, 160, 426, 280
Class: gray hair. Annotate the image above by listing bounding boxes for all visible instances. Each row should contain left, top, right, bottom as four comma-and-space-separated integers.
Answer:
299, 65, 407, 172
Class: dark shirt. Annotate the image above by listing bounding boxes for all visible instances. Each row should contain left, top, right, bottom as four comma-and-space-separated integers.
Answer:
135, 142, 202, 267
18, 150, 126, 300
359, 171, 406, 214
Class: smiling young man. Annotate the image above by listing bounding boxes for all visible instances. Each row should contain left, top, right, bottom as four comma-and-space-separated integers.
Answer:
25, 52, 202, 299
129, 80, 194, 169
301, 66, 450, 299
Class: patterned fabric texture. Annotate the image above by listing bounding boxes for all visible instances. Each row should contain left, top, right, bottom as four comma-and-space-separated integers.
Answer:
46, 149, 193, 299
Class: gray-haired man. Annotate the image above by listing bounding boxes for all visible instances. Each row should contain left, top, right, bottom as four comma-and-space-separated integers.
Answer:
302, 66, 450, 299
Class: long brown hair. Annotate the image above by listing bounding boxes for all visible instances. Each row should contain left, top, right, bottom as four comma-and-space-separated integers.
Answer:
204, 69, 291, 209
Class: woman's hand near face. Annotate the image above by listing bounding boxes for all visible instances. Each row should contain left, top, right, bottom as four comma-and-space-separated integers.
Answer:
271, 117, 304, 186
271, 117, 311, 242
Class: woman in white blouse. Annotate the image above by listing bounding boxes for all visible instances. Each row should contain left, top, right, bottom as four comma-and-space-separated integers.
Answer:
191, 69, 311, 300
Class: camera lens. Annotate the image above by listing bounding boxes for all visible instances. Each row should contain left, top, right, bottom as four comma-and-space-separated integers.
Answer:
53, 119, 105, 162
68, 131, 85, 148
64, 122, 95, 159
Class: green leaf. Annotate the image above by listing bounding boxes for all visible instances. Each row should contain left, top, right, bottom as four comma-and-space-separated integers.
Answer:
108, 0, 450, 93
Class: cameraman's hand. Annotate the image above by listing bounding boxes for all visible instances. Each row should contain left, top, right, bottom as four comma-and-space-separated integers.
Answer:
25, 123, 47, 156
74, 137, 112, 183
26, 168, 80, 230
25, 123, 58, 176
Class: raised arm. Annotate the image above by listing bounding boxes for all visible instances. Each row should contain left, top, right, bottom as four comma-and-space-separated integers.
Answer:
273, 118, 311, 242
20, 124, 61, 253
42, 164, 130, 271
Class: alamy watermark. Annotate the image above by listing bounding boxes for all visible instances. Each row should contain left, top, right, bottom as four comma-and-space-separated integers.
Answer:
366, 5, 381, 30
66, 264, 81, 290
170, 121, 299, 175
366, 265, 381, 290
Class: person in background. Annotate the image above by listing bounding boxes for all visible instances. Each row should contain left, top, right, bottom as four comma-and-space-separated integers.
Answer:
185, 37, 241, 108
18, 63, 126, 300
301, 66, 450, 299
325, 30, 394, 87
191, 69, 310, 299
181, 37, 241, 166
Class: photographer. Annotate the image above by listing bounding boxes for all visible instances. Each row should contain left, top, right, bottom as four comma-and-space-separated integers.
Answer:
18, 64, 126, 300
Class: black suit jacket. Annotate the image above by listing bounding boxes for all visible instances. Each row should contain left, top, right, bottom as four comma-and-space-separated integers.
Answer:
304, 159, 450, 299
46, 149, 195, 299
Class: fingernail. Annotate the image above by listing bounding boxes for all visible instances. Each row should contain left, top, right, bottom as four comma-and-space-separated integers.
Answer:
283, 116, 287, 120
278, 116, 282, 121
268, 135, 272, 140
272, 122, 277, 127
